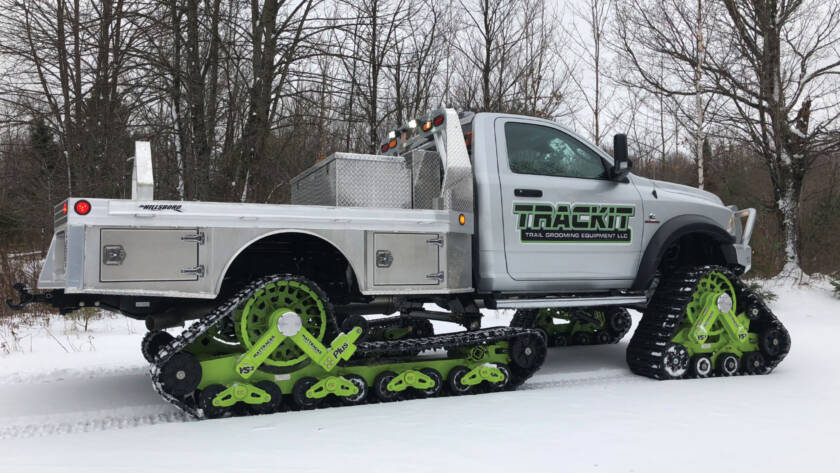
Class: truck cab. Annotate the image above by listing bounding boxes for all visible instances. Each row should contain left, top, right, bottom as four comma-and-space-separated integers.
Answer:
380, 110, 753, 302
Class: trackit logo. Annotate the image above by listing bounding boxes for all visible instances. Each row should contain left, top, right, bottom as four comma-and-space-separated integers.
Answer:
139, 204, 183, 213
513, 202, 635, 243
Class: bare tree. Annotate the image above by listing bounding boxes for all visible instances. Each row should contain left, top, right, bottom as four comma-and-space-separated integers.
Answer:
452, 0, 525, 112
512, 0, 576, 119
571, 0, 613, 145
338, 0, 412, 152
237, 0, 318, 200
616, 0, 840, 275
0, 0, 147, 198
391, 0, 446, 124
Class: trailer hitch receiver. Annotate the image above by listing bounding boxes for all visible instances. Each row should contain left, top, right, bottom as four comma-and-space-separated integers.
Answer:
5, 284, 57, 311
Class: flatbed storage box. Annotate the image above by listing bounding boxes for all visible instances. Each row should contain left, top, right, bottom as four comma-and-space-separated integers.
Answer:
291, 152, 441, 209
291, 153, 412, 208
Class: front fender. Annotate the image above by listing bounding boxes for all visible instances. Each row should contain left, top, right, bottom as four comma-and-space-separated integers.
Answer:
632, 215, 737, 290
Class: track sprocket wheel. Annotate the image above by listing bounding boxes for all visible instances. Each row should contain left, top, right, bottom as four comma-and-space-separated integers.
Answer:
234, 276, 335, 369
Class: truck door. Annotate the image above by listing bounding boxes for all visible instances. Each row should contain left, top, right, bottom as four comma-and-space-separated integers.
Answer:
496, 118, 644, 282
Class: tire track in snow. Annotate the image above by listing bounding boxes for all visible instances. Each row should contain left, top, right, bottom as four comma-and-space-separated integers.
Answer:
0, 406, 190, 440
0, 367, 643, 439
0, 364, 150, 386
522, 369, 648, 391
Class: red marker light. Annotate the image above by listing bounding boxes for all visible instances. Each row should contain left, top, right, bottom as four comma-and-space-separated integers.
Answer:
62, 201, 68, 214
381, 143, 389, 152
432, 115, 444, 127
74, 200, 91, 215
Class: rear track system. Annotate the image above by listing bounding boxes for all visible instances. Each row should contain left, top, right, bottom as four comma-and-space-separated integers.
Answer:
147, 275, 547, 419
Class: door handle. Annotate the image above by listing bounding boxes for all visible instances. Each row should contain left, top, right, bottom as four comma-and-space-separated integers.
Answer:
514, 188, 543, 198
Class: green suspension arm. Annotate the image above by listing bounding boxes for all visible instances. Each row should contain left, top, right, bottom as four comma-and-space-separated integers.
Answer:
235, 309, 362, 378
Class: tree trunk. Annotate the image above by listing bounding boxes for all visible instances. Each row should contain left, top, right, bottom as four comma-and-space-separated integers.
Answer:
774, 170, 802, 275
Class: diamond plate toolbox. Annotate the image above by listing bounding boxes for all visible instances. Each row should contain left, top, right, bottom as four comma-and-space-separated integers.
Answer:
291, 152, 441, 209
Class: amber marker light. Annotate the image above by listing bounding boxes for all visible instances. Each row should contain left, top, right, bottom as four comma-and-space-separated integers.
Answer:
459, 214, 466, 225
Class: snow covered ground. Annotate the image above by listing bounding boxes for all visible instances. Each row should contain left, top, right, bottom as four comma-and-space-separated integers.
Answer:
0, 280, 838, 472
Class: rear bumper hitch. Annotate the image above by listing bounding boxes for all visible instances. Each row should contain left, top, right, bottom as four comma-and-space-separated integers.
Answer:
5, 284, 59, 311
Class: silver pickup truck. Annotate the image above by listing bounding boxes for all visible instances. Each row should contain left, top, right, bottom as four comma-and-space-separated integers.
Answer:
10, 108, 790, 419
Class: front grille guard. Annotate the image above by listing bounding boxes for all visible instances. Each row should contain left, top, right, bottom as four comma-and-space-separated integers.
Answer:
733, 208, 756, 245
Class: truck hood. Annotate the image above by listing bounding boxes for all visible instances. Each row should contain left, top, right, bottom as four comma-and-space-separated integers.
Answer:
645, 178, 724, 206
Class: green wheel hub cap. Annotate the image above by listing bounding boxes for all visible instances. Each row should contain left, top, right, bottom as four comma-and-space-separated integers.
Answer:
235, 279, 329, 367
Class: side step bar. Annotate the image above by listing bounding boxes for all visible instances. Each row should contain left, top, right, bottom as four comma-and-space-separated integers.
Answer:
490, 295, 648, 310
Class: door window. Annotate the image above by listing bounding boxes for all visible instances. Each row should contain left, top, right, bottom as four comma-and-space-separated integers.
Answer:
505, 122, 607, 179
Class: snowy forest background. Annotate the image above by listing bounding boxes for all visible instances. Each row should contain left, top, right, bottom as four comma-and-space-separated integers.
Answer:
0, 0, 839, 316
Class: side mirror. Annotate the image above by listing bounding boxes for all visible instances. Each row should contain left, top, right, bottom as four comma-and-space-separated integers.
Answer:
611, 134, 632, 181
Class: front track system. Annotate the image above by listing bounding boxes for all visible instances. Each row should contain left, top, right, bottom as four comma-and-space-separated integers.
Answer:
147, 275, 547, 419
627, 265, 790, 379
